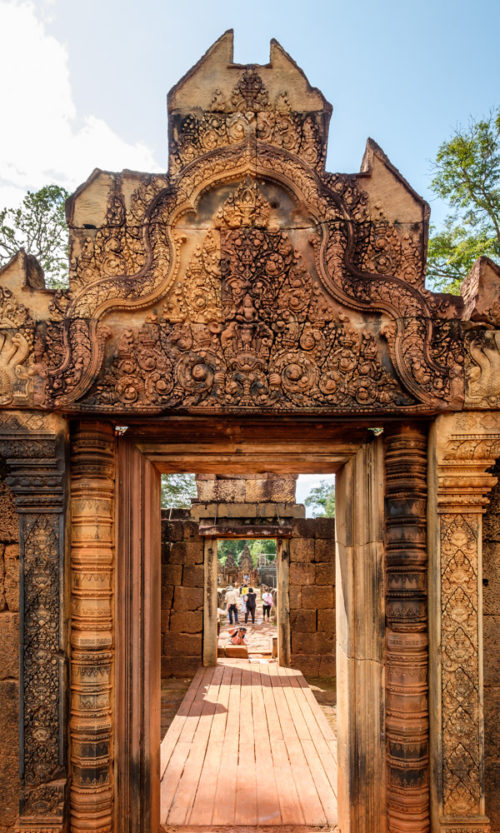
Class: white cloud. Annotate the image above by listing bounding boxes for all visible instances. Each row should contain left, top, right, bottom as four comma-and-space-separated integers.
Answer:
296, 473, 335, 515
0, 0, 160, 206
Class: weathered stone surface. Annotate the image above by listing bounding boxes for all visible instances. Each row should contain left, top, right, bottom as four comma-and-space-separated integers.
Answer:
484, 615, 500, 685
289, 586, 302, 609
292, 655, 321, 677
486, 766, 500, 833
289, 562, 315, 586
293, 519, 319, 539
173, 586, 203, 611
314, 538, 335, 563
317, 608, 336, 635
0, 483, 18, 542
483, 541, 500, 616
319, 654, 336, 676
162, 585, 174, 611
182, 522, 202, 540
0, 680, 19, 833
183, 541, 204, 565
290, 537, 314, 563
162, 564, 182, 587
163, 656, 201, 677
290, 609, 316, 633
169, 611, 202, 634
293, 631, 334, 654
315, 563, 335, 585
162, 521, 184, 542
313, 518, 336, 539
301, 585, 334, 609
0, 612, 18, 680
3, 544, 19, 611
182, 566, 204, 588
169, 542, 187, 564
163, 633, 202, 657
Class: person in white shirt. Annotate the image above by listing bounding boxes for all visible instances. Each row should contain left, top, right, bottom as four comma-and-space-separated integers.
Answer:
224, 585, 239, 624
262, 589, 273, 621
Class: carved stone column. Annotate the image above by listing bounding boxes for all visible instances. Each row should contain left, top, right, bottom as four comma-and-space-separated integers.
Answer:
0, 412, 68, 833
70, 422, 115, 833
385, 426, 429, 833
428, 412, 500, 833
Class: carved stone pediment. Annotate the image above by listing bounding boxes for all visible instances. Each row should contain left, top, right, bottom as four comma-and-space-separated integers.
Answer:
0, 32, 498, 416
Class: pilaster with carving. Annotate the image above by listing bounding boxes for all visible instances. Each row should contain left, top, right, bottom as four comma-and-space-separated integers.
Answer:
385, 426, 429, 833
70, 422, 115, 833
429, 411, 500, 833
0, 413, 68, 833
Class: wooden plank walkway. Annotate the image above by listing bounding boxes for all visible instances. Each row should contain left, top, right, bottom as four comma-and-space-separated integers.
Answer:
160, 659, 338, 832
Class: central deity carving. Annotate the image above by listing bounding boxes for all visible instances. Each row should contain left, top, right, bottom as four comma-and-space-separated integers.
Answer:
87, 180, 410, 412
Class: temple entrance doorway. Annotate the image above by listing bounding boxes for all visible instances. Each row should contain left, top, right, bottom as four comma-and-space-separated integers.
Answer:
216, 537, 279, 662
114, 419, 389, 833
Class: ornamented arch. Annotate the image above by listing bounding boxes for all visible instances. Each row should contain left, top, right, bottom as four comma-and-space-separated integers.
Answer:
0, 28, 499, 833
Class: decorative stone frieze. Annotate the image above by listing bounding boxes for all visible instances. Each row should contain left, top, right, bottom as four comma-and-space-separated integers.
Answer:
385, 426, 429, 833
70, 422, 115, 833
0, 412, 67, 833
429, 411, 500, 833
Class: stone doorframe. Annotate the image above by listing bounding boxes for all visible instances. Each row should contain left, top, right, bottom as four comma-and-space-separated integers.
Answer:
201, 531, 291, 669
428, 411, 500, 833
69, 415, 500, 833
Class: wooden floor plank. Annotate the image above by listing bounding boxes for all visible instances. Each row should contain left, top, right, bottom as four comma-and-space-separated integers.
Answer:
167, 665, 224, 825
287, 670, 338, 796
212, 665, 241, 825
188, 663, 232, 824
260, 662, 305, 826
252, 664, 282, 826
234, 665, 258, 825
160, 667, 206, 778
295, 671, 337, 746
160, 659, 338, 830
274, 666, 327, 827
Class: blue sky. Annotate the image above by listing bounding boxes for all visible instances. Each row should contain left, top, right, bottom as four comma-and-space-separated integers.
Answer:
0, 0, 498, 225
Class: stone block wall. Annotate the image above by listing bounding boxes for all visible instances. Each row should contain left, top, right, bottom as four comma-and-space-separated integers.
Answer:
0, 480, 20, 833
161, 511, 205, 677
483, 478, 500, 831
194, 473, 297, 504
289, 517, 336, 677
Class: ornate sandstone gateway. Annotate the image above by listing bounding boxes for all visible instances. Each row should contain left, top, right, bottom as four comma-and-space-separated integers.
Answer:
0, 30, 500, 833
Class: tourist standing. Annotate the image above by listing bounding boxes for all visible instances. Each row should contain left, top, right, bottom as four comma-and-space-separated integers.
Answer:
245, 587, 257, 624
262, 589, 273, 620
225, 585, 239, 624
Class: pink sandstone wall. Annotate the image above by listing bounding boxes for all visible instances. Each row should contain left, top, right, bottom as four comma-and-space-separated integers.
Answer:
289, 517, 336, 677
161, 512, 205, 677
0, 479, 20, 832
483, 477, 500, 831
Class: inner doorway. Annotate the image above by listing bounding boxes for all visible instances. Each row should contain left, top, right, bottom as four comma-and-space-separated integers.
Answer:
115, 420, 386, 833
216, 537, 279, 660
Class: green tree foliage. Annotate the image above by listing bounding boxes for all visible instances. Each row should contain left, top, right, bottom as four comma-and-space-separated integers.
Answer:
161, 473, 197, 510
427, 110, 500, 293
0, 185, 70, 289
304, 479, 335, 518
217, 538, 276, 566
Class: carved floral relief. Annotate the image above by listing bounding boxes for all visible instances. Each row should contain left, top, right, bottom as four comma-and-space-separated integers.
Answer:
79, 180, 413, 412
0, 60, 495, 417
440, 513, 481, 814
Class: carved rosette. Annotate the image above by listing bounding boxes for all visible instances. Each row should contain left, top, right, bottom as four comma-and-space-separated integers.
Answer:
385, 427, 429, 833
431, 411, 500, 833
70, 423, 115, 832
0, 413, 67, 833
